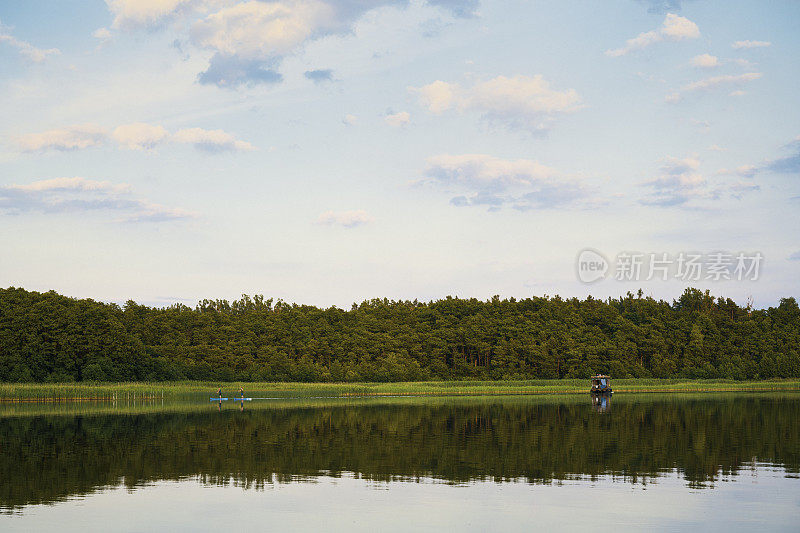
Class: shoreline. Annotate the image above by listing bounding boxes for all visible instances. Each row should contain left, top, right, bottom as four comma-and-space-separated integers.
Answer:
1, 379, 799, 401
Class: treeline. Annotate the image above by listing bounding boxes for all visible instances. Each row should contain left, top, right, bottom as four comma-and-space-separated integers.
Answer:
0, 286, 798, 382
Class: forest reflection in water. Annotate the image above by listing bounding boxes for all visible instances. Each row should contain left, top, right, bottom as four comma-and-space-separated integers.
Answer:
0, 393, 798, 513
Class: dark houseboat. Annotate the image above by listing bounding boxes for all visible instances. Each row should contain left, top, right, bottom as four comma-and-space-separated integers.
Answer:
590, 374, 612, 394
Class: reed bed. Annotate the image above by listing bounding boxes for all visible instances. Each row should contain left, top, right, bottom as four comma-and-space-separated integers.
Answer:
1, 379, 799, 402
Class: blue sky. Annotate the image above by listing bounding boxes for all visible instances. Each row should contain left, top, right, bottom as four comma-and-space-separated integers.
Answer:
1, 0, 798, 308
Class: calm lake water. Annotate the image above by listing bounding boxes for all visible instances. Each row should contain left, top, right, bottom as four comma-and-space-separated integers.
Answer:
1, 393, 799, 531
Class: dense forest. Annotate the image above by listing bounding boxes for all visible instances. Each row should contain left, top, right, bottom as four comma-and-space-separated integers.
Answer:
0, 286, 798, 382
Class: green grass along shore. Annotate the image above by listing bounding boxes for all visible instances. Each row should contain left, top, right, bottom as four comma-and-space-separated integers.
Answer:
1, 379, 799, 401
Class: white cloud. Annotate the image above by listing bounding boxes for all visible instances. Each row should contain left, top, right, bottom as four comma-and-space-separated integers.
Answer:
683, 72, 763, 91
103, 1, 477, 86
92, 27, 112, 40
384, 111, 410, 127
666, 72, 762, 102
172, 127, 255, 151
316, 210, 374, 228
726, 180, 760, 197
17, 124, 108, 152
641, 156, 707, 206
107, 0, 478, 33
0, 177, 195, 222
411, 80, 456, 114
412, 75, 582, 133
0, 24, 60, 62
642, 155, 758, 206
106, 0, 196, 29
606, 13, 699, 57
732, 40, 771, 49
469, 76, 582, 129
691, 54, 718, 68
729, 90, 746, 97
716, 165, 757, 178
188, 0, 384, 86
731, 58, 755, 68
342, 114, 358, 125
425, 154, 557, 187
708, 144, 726, 152
121, 202, 197, 223
113, 122, 170, 150
17, 122, 254, 153
11, 177, 131, 194
661, 155, 701, 174
660, 13, 699, 39
423, 153, 588, 211
191, 1, 334, 59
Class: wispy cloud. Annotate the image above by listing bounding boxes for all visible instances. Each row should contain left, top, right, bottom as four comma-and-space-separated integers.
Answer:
666, 72, 762, 102
422, 153, 590, 211
16, 123, 254, 153
10, 177, 131, 194
121, 202, 197, 223
172, 128, 255, 152
384, 111, 410, 127
715, 165, 757, 178
605, 13, 699, 57
732, 40, 771, 49
92, 27, 112, 41
106, 0, 196, 29
690, 54, 718, 68
316, 210, 374, 228
0, 21, 60, 62
0, 177, 195, 222
765, 136, 800, 174
411, 75, 582, 133
113, 123, 170, 150
641, 155, 758, 206
17, 124, 108, 152
641, 156, 705, 206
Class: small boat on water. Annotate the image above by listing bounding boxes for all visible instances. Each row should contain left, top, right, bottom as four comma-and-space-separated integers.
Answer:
590, 375, 612, 394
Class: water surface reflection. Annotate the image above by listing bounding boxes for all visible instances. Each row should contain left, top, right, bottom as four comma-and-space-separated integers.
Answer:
1, 393, 798, 512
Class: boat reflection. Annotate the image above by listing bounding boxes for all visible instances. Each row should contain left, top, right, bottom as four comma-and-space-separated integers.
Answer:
591, 393, 611, 413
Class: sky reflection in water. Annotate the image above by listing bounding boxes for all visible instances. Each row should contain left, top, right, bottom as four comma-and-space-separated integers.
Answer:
1, 393, 798, 531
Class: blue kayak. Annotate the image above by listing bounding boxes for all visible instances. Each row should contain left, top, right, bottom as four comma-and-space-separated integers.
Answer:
210, 397, 229, 401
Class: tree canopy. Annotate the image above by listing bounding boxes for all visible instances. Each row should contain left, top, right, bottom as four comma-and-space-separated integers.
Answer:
1, 286, 798, 382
